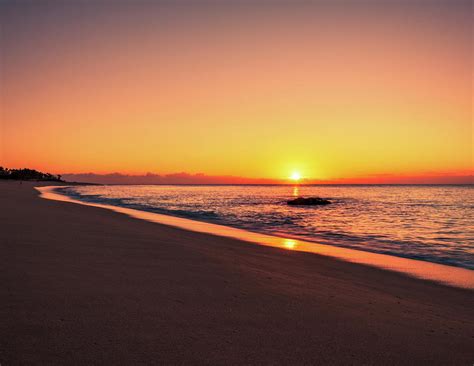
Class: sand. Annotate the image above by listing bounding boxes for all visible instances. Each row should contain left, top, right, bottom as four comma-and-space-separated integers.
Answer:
1, 180, 473, 365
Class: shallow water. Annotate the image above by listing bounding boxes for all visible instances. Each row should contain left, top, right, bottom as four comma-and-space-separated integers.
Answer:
58, 185, 474, 270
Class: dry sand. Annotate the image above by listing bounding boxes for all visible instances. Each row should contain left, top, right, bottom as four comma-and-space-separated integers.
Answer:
1, 181, 473, 365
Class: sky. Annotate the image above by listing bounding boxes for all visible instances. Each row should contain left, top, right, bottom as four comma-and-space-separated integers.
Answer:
1, 0, 472, 184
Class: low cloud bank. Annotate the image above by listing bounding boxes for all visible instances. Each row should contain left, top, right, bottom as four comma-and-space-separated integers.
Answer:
62, 172, 281, 185
320, 174, 473, 185
62, 171, 473, 185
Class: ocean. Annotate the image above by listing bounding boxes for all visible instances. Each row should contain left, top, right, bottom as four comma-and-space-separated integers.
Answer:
56, 184, 474, 270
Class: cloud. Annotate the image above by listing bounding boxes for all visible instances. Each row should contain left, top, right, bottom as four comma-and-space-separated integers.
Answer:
316, 172, 473, 185
62, 171, 474, 185
62, 172, 282, 185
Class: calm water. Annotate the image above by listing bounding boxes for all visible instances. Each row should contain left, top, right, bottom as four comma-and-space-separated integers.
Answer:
57, 185, 474, 270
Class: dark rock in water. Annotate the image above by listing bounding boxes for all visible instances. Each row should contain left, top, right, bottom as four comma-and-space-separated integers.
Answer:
287, 197, 331, 206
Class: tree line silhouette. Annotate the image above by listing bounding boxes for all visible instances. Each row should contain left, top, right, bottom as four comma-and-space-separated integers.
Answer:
0, 167, 63, 181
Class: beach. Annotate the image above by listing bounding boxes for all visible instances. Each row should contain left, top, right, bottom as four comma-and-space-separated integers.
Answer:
1, 181, 473, 365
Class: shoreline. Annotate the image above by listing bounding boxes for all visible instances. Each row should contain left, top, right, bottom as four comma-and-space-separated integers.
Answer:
2, 180, 473, 364
38, 185, 474, 290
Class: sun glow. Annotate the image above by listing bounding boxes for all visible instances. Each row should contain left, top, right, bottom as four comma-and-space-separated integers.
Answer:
290, 172, 301, 181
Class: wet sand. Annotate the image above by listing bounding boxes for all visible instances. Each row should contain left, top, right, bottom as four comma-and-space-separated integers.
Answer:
1, 181, 473, 365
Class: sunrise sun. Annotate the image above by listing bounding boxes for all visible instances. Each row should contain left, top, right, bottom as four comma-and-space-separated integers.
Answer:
290, 172, 301, 181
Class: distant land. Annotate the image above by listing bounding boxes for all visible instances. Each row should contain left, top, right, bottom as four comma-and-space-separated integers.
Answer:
0, 167, 63, 182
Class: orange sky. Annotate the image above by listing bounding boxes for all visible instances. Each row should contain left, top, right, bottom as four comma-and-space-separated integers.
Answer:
1, 1, 472, 183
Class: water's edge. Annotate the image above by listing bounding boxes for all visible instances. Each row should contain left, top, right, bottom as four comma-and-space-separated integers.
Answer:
36, 185, 474, 290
